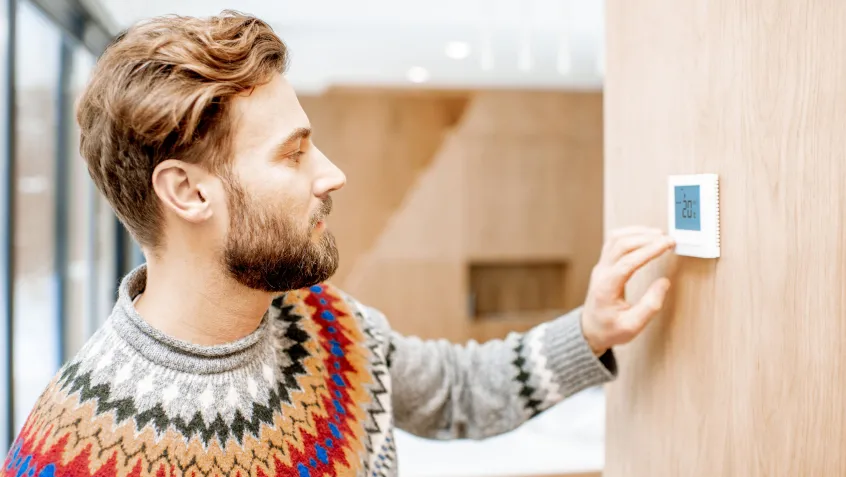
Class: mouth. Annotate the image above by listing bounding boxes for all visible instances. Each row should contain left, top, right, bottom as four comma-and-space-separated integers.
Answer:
311, 198, 332, 230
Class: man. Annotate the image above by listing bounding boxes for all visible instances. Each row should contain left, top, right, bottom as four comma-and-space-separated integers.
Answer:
2, 11, 675, 477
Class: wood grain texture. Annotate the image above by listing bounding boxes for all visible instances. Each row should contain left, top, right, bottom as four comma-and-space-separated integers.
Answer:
299, 91, 468, 284
604, 1, 846, 475
469, 261, 569, 318
338, 91, 603, 342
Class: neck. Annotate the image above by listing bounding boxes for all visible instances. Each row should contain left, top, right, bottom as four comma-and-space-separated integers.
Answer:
134, 256, 274, 346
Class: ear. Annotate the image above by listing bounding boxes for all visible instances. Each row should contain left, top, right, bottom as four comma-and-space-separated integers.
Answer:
151, 160, 215, 223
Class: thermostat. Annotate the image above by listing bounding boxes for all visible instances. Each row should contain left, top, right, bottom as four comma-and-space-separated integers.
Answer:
667, 174, 720, 258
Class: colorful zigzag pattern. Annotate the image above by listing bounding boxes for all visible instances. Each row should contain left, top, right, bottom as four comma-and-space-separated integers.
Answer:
2, 283, 394, 477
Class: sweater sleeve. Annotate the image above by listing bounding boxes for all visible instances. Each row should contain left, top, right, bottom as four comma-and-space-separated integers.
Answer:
360, 305, 617, 441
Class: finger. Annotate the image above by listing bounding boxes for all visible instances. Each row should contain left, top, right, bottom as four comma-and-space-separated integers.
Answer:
607, 226, 664, 240
601, 227, 665, 265
604, 231, 666, 264
620, 277, 671, 335
610, 236, 675, 287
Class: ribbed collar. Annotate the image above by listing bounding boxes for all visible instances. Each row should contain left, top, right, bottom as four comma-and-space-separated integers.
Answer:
110, 265, 270, 374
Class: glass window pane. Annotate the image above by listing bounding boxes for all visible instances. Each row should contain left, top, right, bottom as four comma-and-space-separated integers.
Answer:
65, 45, 97, 357
0, 0, 11, 454
12, 0, 61, 432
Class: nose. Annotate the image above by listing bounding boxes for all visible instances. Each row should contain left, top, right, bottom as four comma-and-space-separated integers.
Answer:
312, 147, 346, 197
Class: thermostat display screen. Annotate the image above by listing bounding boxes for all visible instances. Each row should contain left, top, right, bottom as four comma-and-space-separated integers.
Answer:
668, 174, 719, 258
674, 185, 701, 231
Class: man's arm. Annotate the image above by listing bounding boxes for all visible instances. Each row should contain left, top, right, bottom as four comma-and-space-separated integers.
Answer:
363, 227, 675, 440
366, 305, 615, 440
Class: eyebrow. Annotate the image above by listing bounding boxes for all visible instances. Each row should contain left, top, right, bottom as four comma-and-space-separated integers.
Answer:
273, 127, 312, 155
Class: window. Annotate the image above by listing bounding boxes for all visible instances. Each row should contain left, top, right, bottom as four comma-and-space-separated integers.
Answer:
0, 0, 12, 454
12, 0, 62, 431
65, 45, 104, 357
0, 0, 117, 451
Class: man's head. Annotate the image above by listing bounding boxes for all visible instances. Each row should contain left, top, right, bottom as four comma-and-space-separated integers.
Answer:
78, 11, 346, 292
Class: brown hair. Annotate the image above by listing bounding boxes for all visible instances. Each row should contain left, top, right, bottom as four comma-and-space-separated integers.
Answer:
77, 10, 288, 249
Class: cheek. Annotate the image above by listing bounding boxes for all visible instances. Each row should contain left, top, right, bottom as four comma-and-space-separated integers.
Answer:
235, 165, 315, 220
208, 182, 234, 237
249, 189, 313, 232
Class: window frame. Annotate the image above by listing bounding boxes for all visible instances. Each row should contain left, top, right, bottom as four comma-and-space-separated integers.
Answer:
0, 0, 114, 453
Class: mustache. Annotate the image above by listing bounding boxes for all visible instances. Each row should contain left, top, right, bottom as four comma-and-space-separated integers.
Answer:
310, 196, 332, 226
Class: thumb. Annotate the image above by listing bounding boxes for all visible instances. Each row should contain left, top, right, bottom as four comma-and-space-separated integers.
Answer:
621, 277, 671, 335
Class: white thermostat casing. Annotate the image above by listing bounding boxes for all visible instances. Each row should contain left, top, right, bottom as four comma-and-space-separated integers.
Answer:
667, 174, 720, 258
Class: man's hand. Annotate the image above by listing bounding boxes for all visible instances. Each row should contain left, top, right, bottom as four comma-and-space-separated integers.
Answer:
581, 227, 676, 356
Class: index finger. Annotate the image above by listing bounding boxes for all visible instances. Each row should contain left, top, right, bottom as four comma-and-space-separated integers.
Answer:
603, 231, 666, 265
607, 226, 664, 240
609, 236, 675, 288
600, 227, 665, 265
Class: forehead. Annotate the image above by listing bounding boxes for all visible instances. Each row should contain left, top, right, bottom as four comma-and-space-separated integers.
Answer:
230, 74, 309, 154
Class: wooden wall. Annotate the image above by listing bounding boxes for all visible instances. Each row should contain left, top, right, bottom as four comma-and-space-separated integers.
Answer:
302, 89, 603, 342
604, 0, 846, 475
298, 91, 467, 285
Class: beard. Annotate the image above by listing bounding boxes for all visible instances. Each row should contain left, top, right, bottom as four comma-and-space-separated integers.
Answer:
221, 178, 339, 293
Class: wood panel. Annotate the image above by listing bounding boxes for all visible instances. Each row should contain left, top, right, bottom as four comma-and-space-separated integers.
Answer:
324, 89, 604, 344
341, 126, 468, 341
299, 91, 468, 283
463, 92, 603, 313
604, 1, 846, 476
469, 260, 569, 318
464, 138, 579, 261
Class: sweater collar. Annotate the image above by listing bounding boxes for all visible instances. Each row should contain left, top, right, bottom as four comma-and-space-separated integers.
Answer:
110, 264, 270, 374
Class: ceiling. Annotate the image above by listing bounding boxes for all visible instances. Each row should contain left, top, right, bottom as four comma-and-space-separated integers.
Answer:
90, 0, 606, 93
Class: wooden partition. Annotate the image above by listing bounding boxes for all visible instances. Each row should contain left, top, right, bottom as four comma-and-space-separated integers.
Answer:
298, 91, 468, 284
302, 90, 604, 343
604, 0, 846, 475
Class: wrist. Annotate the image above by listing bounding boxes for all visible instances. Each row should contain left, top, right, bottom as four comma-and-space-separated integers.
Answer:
586, 334, 607, 356
590, 344, 608, 357
580, 312, 608, 356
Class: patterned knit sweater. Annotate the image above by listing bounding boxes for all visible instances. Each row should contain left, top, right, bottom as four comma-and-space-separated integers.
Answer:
3, 266, 616, 477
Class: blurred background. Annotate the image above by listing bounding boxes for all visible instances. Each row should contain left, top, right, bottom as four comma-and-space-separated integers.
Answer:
0, 0, 606, 476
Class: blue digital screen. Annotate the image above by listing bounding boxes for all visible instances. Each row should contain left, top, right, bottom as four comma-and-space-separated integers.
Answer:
674, 185, 701, 231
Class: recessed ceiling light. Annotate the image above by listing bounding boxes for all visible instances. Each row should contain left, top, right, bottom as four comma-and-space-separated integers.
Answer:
407, 66, 430, 83
445, 41, 471, 60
